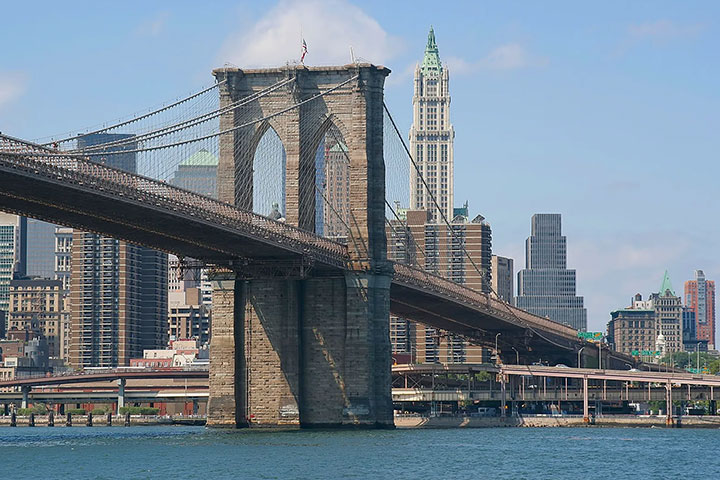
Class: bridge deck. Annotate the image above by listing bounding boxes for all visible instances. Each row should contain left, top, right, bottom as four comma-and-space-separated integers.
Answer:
0, 134, 586, 357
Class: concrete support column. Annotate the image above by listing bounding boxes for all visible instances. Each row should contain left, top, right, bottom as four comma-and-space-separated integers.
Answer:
666, 382, 673, 426
21, 386, 30, 409
500, 374, 507, 418
207, 271, 246, 427
116, 378, 126, 415
583, 377, 589, 423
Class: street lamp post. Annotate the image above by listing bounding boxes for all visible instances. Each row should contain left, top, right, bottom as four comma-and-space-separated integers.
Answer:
577, 346, 585, 369
495, 333, 501, 364
511, 346, 519, 365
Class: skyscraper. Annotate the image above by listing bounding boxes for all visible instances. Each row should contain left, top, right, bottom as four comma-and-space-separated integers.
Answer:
409, 27, 454, 223
491, 255, 514, 303
386, 207, 492, 363
25, 218, 57, 279
515, 214, 587, 330
320, 139, 350, 240
170, 149, 218, 199
684, 270, 715, 350
70, 133, 167, 367
0, 213, 26, 334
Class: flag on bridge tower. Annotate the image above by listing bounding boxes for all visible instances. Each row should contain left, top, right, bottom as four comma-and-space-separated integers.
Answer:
301, 39, 308, 64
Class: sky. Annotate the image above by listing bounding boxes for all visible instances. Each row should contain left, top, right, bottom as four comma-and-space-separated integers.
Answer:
1, 0, 719, 332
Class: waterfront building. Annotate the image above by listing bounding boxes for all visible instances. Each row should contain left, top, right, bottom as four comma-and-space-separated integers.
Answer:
682, 306, 708, 352
69, 133, 167, 368
491, 255, 514, 303
608, 294, 656, 358
409, 27, 454, 223
54, 227, 73, 295
8, 279, 64, 358
515, 214, 587, 330
168, 286, 210, 345
129, 338, 208, 369
684, 270, 715, 350
70, 236, 168, 367
649, 271, 683, 354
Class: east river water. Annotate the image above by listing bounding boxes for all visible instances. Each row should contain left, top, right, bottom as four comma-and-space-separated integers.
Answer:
3, 426, 720, 479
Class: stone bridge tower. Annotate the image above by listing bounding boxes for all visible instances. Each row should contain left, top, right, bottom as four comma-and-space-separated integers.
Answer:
207, 64, 393, 428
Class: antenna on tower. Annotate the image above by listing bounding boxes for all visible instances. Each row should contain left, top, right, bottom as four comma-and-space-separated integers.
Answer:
350, 46, 356, 64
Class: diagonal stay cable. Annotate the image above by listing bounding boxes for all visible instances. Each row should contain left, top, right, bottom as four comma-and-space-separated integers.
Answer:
384, 102, 574, 351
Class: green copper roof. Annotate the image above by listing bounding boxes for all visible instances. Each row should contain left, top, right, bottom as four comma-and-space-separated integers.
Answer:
180, 149, 218, 167
659, 270, 675, 296
329, 141, 348, 153
421, 26, 442, 74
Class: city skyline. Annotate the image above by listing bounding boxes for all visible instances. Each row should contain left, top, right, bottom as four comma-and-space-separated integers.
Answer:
1, 1, 719, 331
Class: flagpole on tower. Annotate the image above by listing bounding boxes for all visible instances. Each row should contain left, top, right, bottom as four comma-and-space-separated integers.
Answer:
300, 25, 307, 65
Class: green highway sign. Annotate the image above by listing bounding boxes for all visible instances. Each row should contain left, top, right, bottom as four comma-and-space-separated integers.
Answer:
577, 332, 603, 340
631, 350, 661, 356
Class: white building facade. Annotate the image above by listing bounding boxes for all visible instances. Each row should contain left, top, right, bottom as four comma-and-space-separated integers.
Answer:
409, 27, 454, 224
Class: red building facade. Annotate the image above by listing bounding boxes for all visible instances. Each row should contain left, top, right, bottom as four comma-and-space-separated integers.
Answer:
684, 270, 716, 350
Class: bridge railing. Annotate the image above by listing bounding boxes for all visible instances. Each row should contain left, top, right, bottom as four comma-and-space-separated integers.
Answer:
0, 134, 348, 267
392, 262, 578, 340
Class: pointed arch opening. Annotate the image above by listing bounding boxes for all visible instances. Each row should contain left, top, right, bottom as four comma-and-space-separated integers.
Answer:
251, 123, 286, 220
310, 117, 350, 241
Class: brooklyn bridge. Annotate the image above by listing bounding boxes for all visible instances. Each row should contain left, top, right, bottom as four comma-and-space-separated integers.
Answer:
0, 64, 627, 428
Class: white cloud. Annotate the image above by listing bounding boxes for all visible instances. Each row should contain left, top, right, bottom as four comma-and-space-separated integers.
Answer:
135, 11, 170, 37
572, 233, 691, 286
446, 43, 548, 75
385, 63, 416, 87
482, 43, 548, 70
445, 56, 476, 75
628, 20, 705, 40
569, 233, 692, 330
218, 0, 403, 68
0, 72, 27, 111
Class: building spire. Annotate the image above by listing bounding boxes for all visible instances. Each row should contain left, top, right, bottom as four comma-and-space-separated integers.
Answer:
659, 270, 675, 296
421, 26, 442, 73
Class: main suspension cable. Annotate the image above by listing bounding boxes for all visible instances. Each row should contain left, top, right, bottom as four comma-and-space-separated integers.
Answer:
72, 78, 295, 153
42, 81, 226, 146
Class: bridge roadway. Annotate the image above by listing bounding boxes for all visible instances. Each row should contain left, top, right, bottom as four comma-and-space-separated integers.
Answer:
392, 364, 720, 422
0, 134, 585, 359
0, 370, 209, 408
6, 365, 716, 417
0, 369, 209, 389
